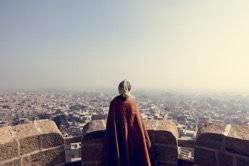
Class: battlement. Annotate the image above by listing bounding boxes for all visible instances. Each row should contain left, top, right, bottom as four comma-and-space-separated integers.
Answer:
81, 120, 249, 166
195, 123, 249, 166
0, 120, 249, 166
0, 120, 65, 166
81, 120, 178, 165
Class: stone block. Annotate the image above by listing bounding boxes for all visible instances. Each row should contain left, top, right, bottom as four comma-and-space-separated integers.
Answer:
144, 120, 178, 139
35, 121, 64, 149
225, 137, 249, 156
154, 143, 178, 163
154, 131, 177, 145
195, 123, 226, 151
22, 156, 31, 166
20, 136, 40, 155
30, 151, 46, 166
0, 126, 19, 162
1, 158, 21, 166
236, 156, 249, 166
30, 146, 65, 166
196, 123, 226, 137
194, 147, 216, 166
0, 120, 64, 164
195, 133, 223, 150
0, 121, 65, 166
39, 133, 64, 149
13, 123, 40, 155
42, 146, 65, 166
82, 131, 105, 140
225, 124, 249, 156
228, 124, 249, 140
147, 130, 156, 143
82, 120, 106, 137
82, 137, 104, 144
197, 123, 226, 137
218, 152, 233, 166
81, 144, 103, 162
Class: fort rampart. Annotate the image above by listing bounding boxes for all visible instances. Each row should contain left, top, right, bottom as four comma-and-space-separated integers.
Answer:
0, 120, 65, 166
0, 120, 249, 166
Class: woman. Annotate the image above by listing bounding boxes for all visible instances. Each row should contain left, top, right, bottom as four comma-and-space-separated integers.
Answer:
103, 80, 154, 166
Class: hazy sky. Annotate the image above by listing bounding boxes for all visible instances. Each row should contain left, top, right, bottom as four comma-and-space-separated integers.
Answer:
1, 1, 249, 92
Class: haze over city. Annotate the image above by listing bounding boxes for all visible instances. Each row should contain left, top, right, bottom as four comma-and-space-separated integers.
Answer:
1, 1, 249, 93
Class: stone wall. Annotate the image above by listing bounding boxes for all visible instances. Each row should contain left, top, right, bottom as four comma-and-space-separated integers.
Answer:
81, 120, 178, 166
194, 123, 249, 166
2, 120, 248, 166
0, 120, 65, 166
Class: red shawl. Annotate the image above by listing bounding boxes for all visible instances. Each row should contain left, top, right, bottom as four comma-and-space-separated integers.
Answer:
103, 95, 154, 166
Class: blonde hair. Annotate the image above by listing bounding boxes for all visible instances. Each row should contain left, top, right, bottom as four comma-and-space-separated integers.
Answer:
118, 80, 132, 99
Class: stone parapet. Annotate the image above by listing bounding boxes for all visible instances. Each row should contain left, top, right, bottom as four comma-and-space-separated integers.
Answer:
81, 120, 178, 166
0, 120, 65, 166
194, 123, 249, 166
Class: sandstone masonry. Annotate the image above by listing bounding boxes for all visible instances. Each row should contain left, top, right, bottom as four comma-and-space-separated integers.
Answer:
194, 123, 249, 166
0, 120, 65, 166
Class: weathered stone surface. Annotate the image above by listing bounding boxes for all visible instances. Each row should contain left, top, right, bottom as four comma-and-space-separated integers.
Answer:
64, 136, 81, 144
225, 137, 249, 156
82, 137, 104, 144
30, 146, 65, 166
42, 146, 65, 166
0, 126, 18, 162
13, 123, 40, 155
30, 151, 45, 166
195, 123, 226, 150
195, 133, 223, 150
2, 158, 21, 166
218, 152, 233, 166
36, 121, 64, 149
0, 120, 64, 164
40, 133, 64, 149
82, 120, 106, 137
224, 124, 249, 156
154, 131, 177, 145
0, 121, 65, 166
196, 123, 226, 138
22, 156, 31, 166
154, 143, 178, 163
194, 147, 216, 166
236, 156, 249, 166
81, 144, 103, 161
0, 126, 13, 144
82, 131, 105, 140
145, 120, 178, 140
228, 124, 249, 140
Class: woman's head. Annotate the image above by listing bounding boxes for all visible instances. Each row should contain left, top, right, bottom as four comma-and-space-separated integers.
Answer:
118, 80, 132, 99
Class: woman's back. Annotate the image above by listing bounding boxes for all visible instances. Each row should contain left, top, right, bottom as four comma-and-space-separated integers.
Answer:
103, 80, 154, 166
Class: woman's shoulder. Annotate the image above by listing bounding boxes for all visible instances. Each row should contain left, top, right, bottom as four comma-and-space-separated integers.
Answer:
110, 95, 122, 104
112, 95, 136, 103
112, 95, 122, 101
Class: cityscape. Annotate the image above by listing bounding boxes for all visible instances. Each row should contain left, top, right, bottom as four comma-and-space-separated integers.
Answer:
1, 89, 249, 137
1, 1, 249, 165
1, 89, 249, 162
